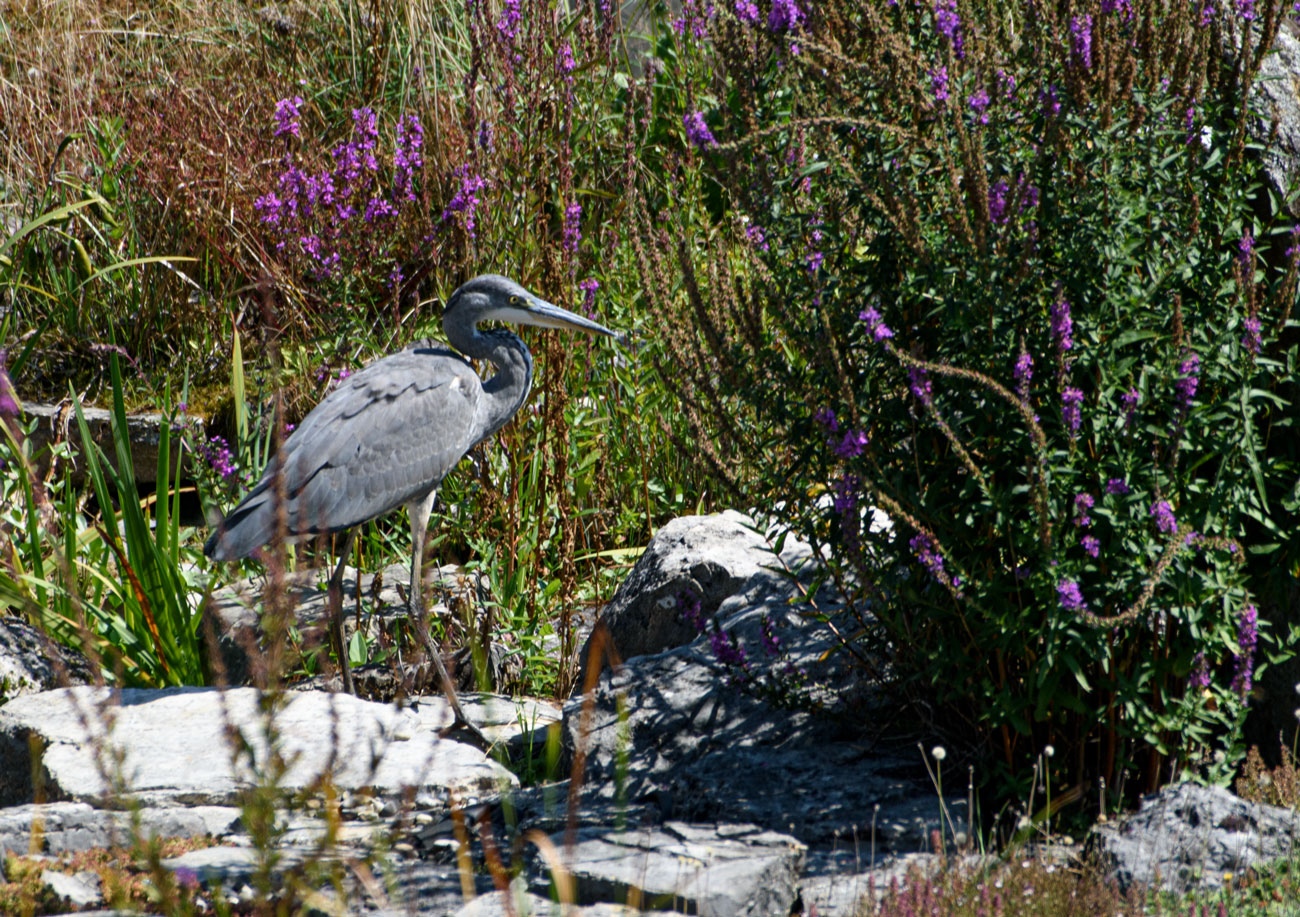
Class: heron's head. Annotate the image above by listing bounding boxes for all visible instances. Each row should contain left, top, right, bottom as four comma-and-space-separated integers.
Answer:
445, 274, 622, 341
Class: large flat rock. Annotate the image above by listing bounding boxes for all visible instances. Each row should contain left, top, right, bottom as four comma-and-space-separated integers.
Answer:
0, 686, 515, 807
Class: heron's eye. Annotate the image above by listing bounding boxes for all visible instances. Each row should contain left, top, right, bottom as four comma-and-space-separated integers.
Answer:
509, 295, 521, 305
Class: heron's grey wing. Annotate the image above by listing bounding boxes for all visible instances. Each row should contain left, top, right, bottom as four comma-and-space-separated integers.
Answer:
205, 347, 481, 559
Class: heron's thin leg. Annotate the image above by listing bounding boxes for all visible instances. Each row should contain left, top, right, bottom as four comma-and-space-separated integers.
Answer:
328, 529, 357, 696
407, 490, 494, 751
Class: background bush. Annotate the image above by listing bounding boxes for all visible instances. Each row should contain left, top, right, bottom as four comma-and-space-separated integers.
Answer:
636, 0, 1300, 810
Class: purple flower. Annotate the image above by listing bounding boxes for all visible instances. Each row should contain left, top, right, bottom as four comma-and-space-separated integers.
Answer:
1105, 478, 1130, 495
497, 0, 522, 43
934, 0, 963, 57
1239, 231, 1254, 265
1150, 500, 1177, 535
859, 307, 894, 341
1070, 14, 1093, 69
814, 406, 839, 433
1242, 316, 1262, 355
272, 96, 304, 138
1081, 535, 1100, 558
203, 436, 237, 480
968, 89, 990, 124
710, 628, 749, 671
909, 366, 933, 404
833, 473, 858, 514
1199, 1, 1216, 26
768, 0, 804, 32
1040, 84, 1062, 117
442, 164, 488, 238
1236, 0, 1257, 20
364, 197, 396, 223
1174, 352, 1200, 410
1057, 579, 1087, 611
684, 111, 717, 148
833, 429, 869, 458
746, 224, 769, 251
735, 0, 760, 22
1061, 387, 1084, 436
1101, 0, 1132, 15
559, 41, 576, 76
678, 591, 707, 631
1189, 651, 1211, 690
563, 199, 583, 254
989, 179, 1009, 225
930, 65, 950, 103
1231, 603, 1258, 696
910, 533, 946, 579
394, 114, 424, 201
1050, 297, 1074, 352
579, 277, 599, 317
478, 120, 495, 153
1013, 350, 1033, 399
806, 250, 824, 274
674, 0, 716, 39
1073, 493, 1094, 527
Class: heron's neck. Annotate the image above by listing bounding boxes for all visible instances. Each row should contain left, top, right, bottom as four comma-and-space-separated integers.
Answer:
454, 324, 534, 439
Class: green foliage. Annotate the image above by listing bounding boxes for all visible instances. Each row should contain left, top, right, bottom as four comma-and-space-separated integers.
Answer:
640, 0, 1300, 806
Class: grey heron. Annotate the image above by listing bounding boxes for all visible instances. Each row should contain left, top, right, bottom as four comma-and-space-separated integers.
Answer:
204, 274, 621, 745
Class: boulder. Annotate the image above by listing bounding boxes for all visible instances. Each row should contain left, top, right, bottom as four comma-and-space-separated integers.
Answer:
1092, 782, 1299, 895
0, 616, 94, 704
576, 511, 816, 686
0, 686, 514, 807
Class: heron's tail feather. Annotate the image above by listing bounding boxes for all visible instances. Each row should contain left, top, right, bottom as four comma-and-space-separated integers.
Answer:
203, 482, 277, 561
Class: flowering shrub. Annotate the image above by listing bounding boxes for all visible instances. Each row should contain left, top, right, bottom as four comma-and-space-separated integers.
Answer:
639, 0, 1300, 803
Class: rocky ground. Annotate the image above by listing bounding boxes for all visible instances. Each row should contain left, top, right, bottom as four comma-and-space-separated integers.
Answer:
1, 512, 1297, 916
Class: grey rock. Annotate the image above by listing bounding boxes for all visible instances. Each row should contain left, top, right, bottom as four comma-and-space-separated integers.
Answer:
163, 845, 298, 885
22, 401, 196, 486
0, 801, 238, 854
0, 617, 94, 704
0, 686, 515, 807
564, 590, 964, 851
1093, 782, 1299, 894
540, 821, 804, 917
41, 868, 103, 908
577, 511, 815, 687
1248, 19, 1300, 222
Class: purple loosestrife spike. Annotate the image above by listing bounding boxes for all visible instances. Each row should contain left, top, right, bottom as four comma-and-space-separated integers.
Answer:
1081, 535, 1100, 558
1121, 388, 1140, 426
678, 591, 707, 631
761, 614, 781, 657
1189, 652, 1211, 690
442, 165, 488, 238
1013, 350, 1033, 398
909, 367, 933, 405
806, 250, 824, 274
684, 111, 717, 148
563, 200, 583, 254
1070, 14, 1093, 69
909, 533, 946, 579
859, 307, 894, 341
497, 0, 522, 42
934, 0, 963, 57
814, 406, 839, 433
989, 180, 1009, 225
735, 0, 759, 22
478, 120, 495, 153
1050, 297, 1074, 352
1073, 493, 1094, 527
1040, 85, 1062, 117
1105, 478, 1130, 495
272, 96, 304, 138
1057, 579, 1087, 612
1150, 500, 1177, 535
746, 224, 769, 251
1061, 387, 1084, 436
1232, 603, 1258, 696
968, 89, 990, 124
1242, 316, 1262, 355
1236, 0, 1257, 19
1175, 353, 1200, 410
833, 429, 868, 458
579, 277, 599, 317
1239, 231, 1254, 265
767, 0, 804, 32
930, 66, 950, 103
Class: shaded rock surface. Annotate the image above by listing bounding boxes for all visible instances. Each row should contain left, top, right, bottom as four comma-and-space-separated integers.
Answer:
0, 616, 94, 704
1093, 782, 1299, 895
21, 401, 196, 487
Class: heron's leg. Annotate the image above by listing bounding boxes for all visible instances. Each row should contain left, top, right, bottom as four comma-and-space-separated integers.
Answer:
407, 490, 493, 751
328, 529, 357, 695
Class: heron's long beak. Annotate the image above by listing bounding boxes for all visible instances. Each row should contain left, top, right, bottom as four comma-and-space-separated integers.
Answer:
519, 295, 625, 345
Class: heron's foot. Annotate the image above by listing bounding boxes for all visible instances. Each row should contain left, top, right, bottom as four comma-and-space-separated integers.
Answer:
438, 708, 496, 754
